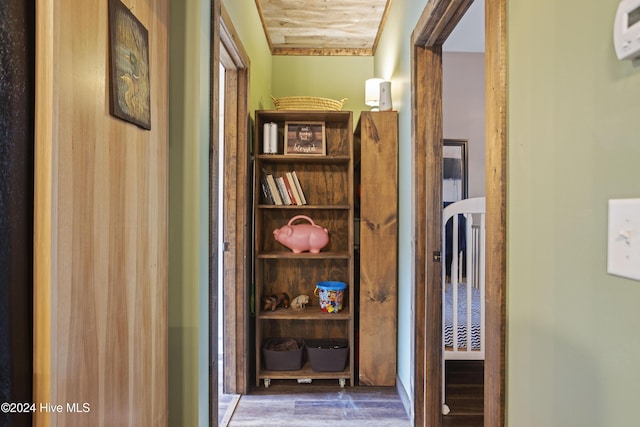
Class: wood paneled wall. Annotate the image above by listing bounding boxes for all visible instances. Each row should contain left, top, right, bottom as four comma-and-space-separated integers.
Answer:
34, 1, 168, 425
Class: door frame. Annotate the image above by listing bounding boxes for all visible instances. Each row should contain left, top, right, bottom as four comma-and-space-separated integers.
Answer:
219, 4, 251, 396
411, 0, 507, 425
210, 1, 251, 423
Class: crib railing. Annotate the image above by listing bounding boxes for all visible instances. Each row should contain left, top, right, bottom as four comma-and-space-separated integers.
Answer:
469, 224, 482, 289
443, 198, 485, 355
442, 197, 486, 415
453, 224, 482, 289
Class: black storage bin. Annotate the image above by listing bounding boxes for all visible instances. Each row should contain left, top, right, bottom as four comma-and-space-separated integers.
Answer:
262, 338, 304, 371
306, 338, 349, 372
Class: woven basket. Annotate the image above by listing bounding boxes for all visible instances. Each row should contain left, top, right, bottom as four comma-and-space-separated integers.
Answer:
271, 96, 348, 111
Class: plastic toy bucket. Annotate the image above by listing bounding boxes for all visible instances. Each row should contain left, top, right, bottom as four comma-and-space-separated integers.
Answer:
314, 281, 346, 313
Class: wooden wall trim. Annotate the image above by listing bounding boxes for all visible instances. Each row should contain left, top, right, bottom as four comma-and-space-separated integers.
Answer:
269, 47, 374, 56
412, 0, 473, 47
234, 66, 253, 394
222, 66, 239, 393
410, 44, 427, 426
484, 0, 507, 424
33, 1, 55, 423
425, 45, 444, 426
411, 44, 444, 427
217, 0, 251, 397
221, 5, 250, 68
233, 67, 250, 395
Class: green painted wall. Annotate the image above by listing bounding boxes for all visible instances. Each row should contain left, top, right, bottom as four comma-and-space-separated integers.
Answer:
374, 0, 428, 413
166, 2, 272, 426
168, 1, 211, 426
271, 56, 372, 120
508, 0, 640, 425
222, 0, 272, 115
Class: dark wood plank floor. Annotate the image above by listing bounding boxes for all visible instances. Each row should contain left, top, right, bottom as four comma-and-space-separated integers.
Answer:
442, 360, 484, 426
222, 381, 411, 426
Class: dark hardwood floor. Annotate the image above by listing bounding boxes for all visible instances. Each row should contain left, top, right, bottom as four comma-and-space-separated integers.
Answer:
442, 360, 484, 426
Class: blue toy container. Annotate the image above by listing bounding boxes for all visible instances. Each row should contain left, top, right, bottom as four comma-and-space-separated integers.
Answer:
314, 281, 347, 313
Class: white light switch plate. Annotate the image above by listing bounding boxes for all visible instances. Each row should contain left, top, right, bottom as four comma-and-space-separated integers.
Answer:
608, 199, 640, 281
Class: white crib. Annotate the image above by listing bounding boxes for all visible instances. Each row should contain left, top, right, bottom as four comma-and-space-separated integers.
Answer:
441, 197, 486, 415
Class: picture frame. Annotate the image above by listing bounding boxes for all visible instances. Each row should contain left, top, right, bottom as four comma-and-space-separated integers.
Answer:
284, 121, 326, 156
108, 0, 151, 130
443, 139, 468, 202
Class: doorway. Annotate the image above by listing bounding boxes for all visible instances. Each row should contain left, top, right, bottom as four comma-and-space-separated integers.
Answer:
411, 0, 506, 425
213, 4, 251, 425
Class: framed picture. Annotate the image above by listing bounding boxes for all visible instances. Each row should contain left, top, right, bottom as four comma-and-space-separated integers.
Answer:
443, 139, 468, 202
284, 121, 326, 156
108, 0, 151, 130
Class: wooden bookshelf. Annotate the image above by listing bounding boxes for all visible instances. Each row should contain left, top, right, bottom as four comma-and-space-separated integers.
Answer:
253, 110, 354, 387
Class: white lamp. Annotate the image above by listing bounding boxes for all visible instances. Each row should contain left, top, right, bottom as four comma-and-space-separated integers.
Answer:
365, 78, 384, 110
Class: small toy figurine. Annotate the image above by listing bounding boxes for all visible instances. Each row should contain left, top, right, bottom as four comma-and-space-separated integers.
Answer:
290, 294, 310, 311
280, 292, 291, 309
262, 292, 290, 311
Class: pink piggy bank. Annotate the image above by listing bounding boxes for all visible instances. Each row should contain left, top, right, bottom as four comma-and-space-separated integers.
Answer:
273, 215, 329, 254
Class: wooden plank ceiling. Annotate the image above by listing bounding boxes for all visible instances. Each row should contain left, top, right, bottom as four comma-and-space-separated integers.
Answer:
255, 0, 392, 56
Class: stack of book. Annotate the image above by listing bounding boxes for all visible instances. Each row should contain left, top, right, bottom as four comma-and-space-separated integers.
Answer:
260, 170, 307, 206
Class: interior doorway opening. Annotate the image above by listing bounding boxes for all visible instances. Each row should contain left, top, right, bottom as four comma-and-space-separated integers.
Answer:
411, 0, 506, 425
212, 5, 252, 425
